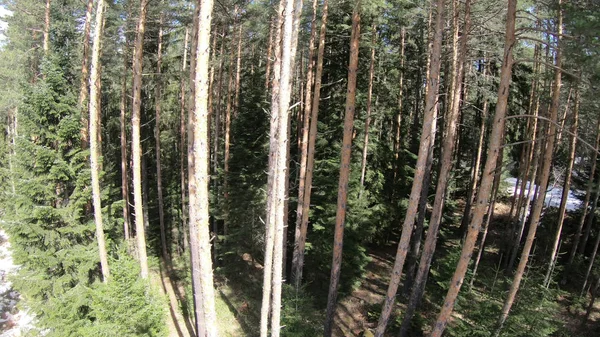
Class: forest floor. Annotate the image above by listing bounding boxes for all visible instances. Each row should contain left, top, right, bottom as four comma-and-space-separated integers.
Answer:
330, 199, 600, 337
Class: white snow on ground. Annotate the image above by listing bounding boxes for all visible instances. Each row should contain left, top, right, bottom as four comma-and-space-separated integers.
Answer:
0, 228, 36, 336
505, 177, 583, 211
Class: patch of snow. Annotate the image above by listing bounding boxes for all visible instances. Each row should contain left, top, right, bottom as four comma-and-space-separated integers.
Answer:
505, 177, 583, 211
0, 227, 38, 336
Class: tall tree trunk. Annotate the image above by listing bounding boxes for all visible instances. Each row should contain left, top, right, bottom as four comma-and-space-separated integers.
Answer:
494, 2, 562, 334
461, 96, 488, 232
399, 1, 471, 334
393, 27, 406, 170
260, 1, 284, 335
508, 129, 542, 271
544, 81, 579, 287
120, 62, 130, 241
469, 150, 504, 290
359, 24, 376, 192
265, 19, 275, 93
569, 119, 600, 263
89, 0, 110, 282
155, 14, 169, 260
261, 0, 302, 335
223, 13, 238, 236
131, 0, 150, 279
178, 27, 189, 256
43, 0, 51, 53
580, 180, 600, 255
292, 0, 317, 290
211, 29, 223, 265
78, 0, 94, 148
374, 0, 444, 335
430, 1, 517, 335
584, 276, 600, 323
323, 3, 359, 336
188, 0, 218, 335
291, 0, 328, 291
582, 223, 600, 295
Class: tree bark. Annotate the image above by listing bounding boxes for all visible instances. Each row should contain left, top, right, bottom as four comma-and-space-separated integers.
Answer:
89, 0, 110, 282
399, 1, 471, 333
544, 81, 579, 287
292, 0, 318, 290
430, 1, 517, 335
189, 0, 218, 335
469, 149, 504, 290
131, 0, 149, 279
494, 2, 562, 334
155, 13, 169, 260
178, 27, 189, 256
374, 0, 444, 335
359, 24, 376, 192
580, 179, 600, 255
323, 3, 359, 336
260, 1, 284, 335
569, 119, 600, 263
43, 0, 51, 53
291, 0, 328, 292
120, 58, 130, 241
223, 13, 238, 236
78, 0, 94, 148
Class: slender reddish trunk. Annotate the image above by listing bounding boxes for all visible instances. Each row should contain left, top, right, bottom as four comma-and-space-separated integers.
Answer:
324, 4, 360, 336
291, 0, 317, 289
291, 0, 328, 291
359, 24, 376, 192
120, 64, 130, 241
178, 27, 189, 255
544, 81, 579, 287
494, 2, 562, 334
155, 14, 169, 260
375, 0, 444, 334
430, 1, 517, 335
399, 1, 471, 333
569, 119, 600, 262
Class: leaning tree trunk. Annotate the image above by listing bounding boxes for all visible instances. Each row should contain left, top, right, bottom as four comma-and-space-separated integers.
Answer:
131, 0, 150, 279
398, 1, 471, 334
291, 0, 328, 291
374, 0, 444, 335
494, 2, 562, 335
543, 81, 579, 287
430, 1, 517, 335
569, 119, 600, 263
89, 0, 110, 282
189, 0, 218, 335
323, 3, 360, 336
469, 149, 504, 290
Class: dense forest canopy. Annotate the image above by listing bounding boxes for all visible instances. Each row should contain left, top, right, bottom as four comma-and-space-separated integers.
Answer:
0, 0, 599, 336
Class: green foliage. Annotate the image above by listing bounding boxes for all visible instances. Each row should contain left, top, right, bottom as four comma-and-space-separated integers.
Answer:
280, 285, 323, 337
81, 255, 167, 337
